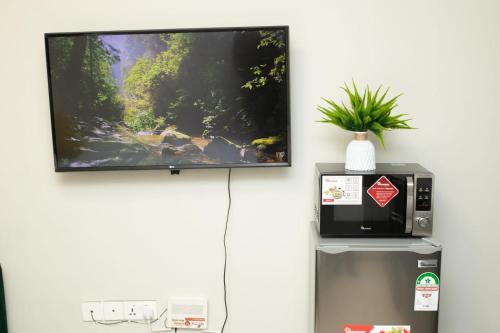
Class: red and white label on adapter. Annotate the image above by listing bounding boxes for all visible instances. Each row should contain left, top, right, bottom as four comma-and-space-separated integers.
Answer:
184, 317, 205, 328
172, 317, 205, 329
343, 324, 410, 333
367, 176, 399, 207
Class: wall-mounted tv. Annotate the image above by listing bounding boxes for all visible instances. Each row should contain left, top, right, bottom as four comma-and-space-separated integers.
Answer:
45, 26, 290, 171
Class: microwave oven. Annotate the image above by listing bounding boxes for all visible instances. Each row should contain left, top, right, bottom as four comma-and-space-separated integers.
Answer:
314, 163, 434, 237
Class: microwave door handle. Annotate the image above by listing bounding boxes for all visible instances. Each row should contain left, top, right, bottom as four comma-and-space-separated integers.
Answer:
405, 176, 414, 234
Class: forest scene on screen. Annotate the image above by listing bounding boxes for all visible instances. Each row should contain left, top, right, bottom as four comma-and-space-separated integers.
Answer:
48, 30, 288, 168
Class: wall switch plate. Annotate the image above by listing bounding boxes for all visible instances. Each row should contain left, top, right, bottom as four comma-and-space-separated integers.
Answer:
82, 302, 104, 321
82, 300, 157, 322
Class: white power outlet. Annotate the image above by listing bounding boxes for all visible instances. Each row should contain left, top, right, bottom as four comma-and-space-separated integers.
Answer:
123, 301, 158, 321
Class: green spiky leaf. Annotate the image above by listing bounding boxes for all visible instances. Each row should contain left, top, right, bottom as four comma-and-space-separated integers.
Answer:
316, 81, 414, 147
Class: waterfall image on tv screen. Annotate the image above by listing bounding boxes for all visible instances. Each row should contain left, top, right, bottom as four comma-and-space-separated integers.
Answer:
45, 27, 289, 171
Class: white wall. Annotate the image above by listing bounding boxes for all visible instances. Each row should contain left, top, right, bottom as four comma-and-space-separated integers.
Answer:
1, 0, 499, 332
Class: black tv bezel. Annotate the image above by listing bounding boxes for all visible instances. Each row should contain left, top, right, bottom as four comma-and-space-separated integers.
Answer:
44, 25, 291, 172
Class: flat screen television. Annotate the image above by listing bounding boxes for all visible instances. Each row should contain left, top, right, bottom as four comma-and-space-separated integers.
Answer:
45, 26, 290, 172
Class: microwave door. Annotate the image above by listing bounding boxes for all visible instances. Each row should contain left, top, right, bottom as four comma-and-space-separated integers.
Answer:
319, 174, 410, 236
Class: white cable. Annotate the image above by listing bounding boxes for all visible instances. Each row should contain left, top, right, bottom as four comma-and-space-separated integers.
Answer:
143, 305, 155, 333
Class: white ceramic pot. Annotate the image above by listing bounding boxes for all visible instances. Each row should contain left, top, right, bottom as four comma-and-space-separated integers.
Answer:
345, 132, 376, 171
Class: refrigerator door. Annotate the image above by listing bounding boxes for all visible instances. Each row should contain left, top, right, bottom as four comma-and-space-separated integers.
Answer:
315, 238, 441, 333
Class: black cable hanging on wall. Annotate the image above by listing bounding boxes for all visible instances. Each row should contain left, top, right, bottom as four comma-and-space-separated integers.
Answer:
221, 168, 232, 333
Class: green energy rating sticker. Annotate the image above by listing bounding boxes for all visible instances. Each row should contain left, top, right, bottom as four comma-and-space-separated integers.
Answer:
414, 272, 440, 311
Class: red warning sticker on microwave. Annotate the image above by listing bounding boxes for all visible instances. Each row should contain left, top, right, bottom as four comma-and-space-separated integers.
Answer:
343, 325, 410, 333
367, 176, 399, 207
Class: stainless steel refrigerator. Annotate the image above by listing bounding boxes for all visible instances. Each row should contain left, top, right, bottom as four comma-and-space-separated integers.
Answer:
315, 238, 441, 333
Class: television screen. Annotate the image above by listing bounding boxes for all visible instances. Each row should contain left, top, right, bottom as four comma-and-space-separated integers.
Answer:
45, 26, 290, 171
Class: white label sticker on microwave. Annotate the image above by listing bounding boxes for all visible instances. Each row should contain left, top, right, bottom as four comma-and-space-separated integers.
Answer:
321, 176, 362, 205
414, 272, 440, 311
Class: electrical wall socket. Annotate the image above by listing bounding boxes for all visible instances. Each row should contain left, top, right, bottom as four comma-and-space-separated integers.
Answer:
82, 300, 157, 322
123, 301, 158, 320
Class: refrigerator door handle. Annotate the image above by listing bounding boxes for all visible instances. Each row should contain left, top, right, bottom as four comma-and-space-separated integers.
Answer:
405, 176, 414, 234
318, 246, 440, 255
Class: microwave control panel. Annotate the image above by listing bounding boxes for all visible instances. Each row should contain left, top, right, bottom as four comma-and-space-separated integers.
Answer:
415, 178, 432, 211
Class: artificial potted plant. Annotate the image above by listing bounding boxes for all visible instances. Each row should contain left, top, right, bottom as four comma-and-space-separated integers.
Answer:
317, 81, 413, 171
